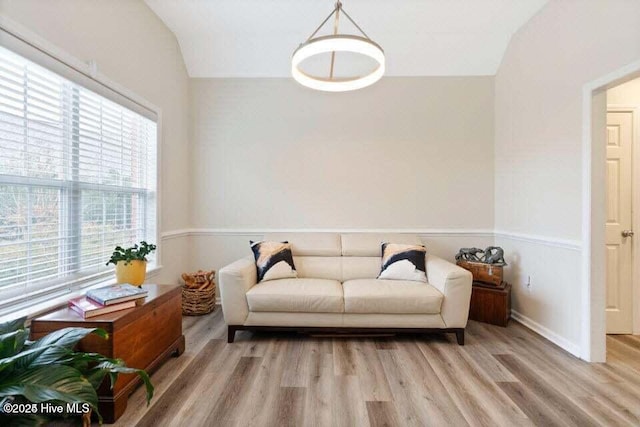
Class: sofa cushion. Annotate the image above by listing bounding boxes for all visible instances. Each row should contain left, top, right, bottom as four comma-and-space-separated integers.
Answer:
246, 278, 344, 313
342, 279, 443, 314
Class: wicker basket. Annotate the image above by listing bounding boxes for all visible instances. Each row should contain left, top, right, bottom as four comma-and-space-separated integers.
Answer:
181, 270, 216, 316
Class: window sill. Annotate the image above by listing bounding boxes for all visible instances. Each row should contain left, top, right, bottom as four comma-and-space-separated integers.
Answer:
0, 265, 164, 324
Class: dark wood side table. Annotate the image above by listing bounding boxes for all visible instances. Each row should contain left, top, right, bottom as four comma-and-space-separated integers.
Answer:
31, 284, 185, 423
469, 281, 511, 327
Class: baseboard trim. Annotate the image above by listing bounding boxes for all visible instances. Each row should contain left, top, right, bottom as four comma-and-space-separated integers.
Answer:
511, 309, 581, 357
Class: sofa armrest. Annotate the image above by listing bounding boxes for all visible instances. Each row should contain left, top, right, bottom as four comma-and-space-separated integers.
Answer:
426, 254, 473, 328
219, 256, 257, 325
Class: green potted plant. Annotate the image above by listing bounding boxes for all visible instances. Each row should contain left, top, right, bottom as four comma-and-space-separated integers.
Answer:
106, 241, 157, 286
0, 317, 153, 426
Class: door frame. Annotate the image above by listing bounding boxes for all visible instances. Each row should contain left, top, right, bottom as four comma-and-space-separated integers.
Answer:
605, 105, 640, 334
583, 59, 640, 362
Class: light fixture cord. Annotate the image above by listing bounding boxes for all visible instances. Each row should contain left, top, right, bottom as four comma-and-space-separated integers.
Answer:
329, 1, 341, 79
305, 1, 370, 42
340, 7, 370, 40
306, 5, 338, 41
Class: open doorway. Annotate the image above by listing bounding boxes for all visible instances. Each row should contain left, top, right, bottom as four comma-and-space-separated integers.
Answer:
605, 79, 640, 335
584, 62, 640, 363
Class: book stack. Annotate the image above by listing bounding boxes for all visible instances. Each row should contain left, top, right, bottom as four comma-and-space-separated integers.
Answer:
69, 284, 148, 318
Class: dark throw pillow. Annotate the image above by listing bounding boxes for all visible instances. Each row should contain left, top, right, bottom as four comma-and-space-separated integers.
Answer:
250, 240, 298, 282
378, 242, 427, 282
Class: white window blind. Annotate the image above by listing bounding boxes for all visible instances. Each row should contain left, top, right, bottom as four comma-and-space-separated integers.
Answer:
0, 45, 157, 307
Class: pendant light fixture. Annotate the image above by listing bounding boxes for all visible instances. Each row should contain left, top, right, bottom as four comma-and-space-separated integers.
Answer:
292, 1, 385, 92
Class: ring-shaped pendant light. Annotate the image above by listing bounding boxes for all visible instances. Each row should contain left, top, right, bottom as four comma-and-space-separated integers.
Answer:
291, 2, 385, 92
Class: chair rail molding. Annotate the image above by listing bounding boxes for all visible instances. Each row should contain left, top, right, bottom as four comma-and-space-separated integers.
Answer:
160, 228, 496, 239
161, 228, 581, 251
160, 229, 193, 240
494, 230, 582, 251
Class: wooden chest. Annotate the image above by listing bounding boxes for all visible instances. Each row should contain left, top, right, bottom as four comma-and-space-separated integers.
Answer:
456, 260, 503, 286
31, 284, 185, 422
469, 282, 511, 327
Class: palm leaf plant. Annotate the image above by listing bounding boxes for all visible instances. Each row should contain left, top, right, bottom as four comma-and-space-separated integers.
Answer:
0, 317, 153, 426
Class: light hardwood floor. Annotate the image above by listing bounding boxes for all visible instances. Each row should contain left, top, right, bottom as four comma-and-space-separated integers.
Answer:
112, 308, 640, 427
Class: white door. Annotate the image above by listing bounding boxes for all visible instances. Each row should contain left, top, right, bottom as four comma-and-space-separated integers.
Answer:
606, 110, 634, 334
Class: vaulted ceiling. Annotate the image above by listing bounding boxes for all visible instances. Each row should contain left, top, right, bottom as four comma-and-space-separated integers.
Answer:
144, 0, 548, 78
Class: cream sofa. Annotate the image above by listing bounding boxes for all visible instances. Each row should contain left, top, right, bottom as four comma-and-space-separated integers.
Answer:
219, 233, 473, 344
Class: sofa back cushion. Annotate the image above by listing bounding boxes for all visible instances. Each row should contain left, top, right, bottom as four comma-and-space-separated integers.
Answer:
341, 233, 422, 257
293, 256, 342, 281
342, 257, 381, 281
264, 233, 341, 256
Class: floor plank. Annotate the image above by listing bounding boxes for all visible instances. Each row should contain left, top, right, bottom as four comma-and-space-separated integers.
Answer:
351, 339, 393, 402
303, 353, 334, 427
496, 381, 568, 427
366, 401, 402, 427
494, 354, 600, 426
610, 334, 640, 351
270, 386, 306, 427
332, 375, 370, 427
419, 341, 529, 427
333, 339, 358, 376
576, 395, 637, 427
374, 339, 398, 350
235, 338, 290, 427
379, 340, 468, 426
203, 356, 263, 426
280, 337, 312, 387
171, 342, 249, 426
463, 332, 518, 382
135, 339, 224, 427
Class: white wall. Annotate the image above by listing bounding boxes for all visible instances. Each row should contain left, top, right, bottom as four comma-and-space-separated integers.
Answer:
189, 77, 495, 271
495, 0, 640, 356
0, 0, 191, 284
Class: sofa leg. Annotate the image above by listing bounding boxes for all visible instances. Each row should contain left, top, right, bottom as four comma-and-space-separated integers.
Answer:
228, 325, 239, 343
455, 329, 465, 345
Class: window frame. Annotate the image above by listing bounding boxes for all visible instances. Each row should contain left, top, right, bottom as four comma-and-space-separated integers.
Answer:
0, 16, 163, 317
